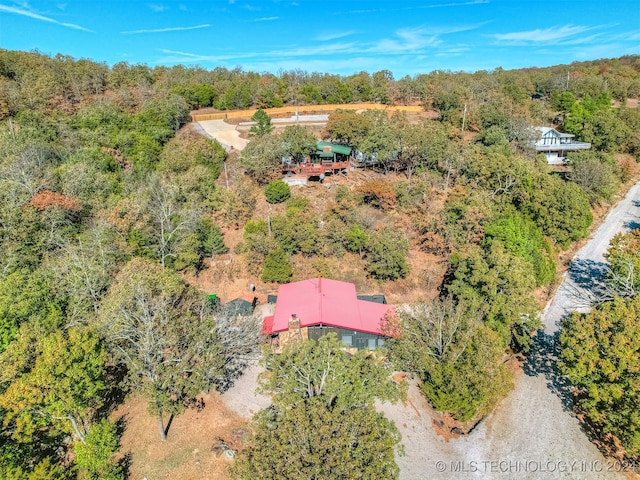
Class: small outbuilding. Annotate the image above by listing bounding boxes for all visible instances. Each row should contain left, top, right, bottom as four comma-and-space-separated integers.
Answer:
224, 298, 256, 317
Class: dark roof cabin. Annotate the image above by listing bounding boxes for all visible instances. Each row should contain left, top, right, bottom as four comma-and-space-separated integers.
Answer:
283, 141, 351, 180
224, 297, 256, 317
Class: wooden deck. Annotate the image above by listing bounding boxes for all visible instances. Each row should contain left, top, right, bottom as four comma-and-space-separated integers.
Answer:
283, 161, 350, 178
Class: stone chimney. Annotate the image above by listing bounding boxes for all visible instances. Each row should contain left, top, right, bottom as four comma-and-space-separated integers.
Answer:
288, 313, 300, 331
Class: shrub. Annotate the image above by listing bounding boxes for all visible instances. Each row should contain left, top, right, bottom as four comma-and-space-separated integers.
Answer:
264, 180, 291, 204
261, 249, 292, 283
365, 227, 409, 280
356, 179, 397, 209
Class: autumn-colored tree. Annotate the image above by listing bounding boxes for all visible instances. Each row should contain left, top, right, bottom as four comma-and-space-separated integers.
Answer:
356, 178, 397, 209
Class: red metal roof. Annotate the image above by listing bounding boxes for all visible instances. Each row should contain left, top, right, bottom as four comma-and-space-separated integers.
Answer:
261, 315, 274, 336
263, 278, 393, 336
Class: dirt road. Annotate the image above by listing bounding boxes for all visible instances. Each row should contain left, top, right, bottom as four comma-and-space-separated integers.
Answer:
381, 182, 640, 479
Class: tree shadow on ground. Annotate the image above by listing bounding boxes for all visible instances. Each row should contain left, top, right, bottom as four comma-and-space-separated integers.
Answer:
624, 220, 640, 230
567, 257, 609, 290
523, 329, 574, 412
211, 360, 253, 393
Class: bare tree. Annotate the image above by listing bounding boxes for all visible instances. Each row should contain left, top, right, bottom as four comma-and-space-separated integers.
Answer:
145, 175, 197, 270
211, 303, 263, 391
396, 297, 477, 364
97, 258, 222, 441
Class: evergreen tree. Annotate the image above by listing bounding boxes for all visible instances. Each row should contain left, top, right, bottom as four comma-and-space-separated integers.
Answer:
249, 109, 274, 137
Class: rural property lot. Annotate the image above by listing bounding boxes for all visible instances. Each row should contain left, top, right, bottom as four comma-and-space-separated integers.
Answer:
197, 117, 640, 479
218, 183, 640, 480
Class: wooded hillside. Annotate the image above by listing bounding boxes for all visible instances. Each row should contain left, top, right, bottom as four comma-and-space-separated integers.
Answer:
1, 49, 639, 479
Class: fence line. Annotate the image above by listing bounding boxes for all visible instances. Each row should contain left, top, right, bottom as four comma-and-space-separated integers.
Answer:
190, 103, 423, 122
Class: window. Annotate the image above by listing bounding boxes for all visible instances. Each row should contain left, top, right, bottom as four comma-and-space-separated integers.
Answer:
341, 335, 353, 346
377, 338, 385, 347
368, 338, 376, 350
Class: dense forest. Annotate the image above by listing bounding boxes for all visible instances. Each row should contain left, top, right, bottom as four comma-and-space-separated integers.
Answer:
1, 49, 639, 479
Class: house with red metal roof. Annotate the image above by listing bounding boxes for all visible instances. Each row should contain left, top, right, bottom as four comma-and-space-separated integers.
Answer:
261, 278, 394, 350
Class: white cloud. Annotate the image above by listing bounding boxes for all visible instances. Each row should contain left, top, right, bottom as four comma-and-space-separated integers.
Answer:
316, 31, 356, 42
148, 4, 168, 12
122, 24, 211, 35
337, 0, 489, 16
493, 24, 598, 44
363, 23, 483, 55
252, 16, 279, 22
0, 3, 92, 31
156, 21, 484, 68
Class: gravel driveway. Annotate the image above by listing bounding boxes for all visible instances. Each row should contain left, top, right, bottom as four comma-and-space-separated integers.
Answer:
195, 119, 249, 151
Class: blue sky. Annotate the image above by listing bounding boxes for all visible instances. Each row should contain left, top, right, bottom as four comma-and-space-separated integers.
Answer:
0, 0, 638, 78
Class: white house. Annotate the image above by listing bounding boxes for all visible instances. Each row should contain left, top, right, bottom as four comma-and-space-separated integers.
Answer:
533, 127, 591, 165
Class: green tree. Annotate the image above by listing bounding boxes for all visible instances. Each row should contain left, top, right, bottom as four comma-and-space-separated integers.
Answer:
261, 249, 292, 283
365, 227, 409, 281
264, 179, 291, 204
159, 131, 226, 179
445, 242, 540, 352
524, 173, 592, 248
560, 296, 640, 459
0, 324, 107, 443
358, 110, 398, 174
232, 334, 401, 480
249, 109, 274, 137
280, 125, 317, 161
322, 110, 370, 147
174, 217, 228, 273
96, 258, 223, 440
484, 210, 556, 286
74, 419, 123, 480
567, 151, 621, 203
344, 224, 368, 257
240, 134, 287, 184
0, 269, 63, 353
390, 299, 513, 422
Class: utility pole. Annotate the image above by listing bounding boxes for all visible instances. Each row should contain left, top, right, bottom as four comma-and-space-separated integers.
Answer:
461, 104, 467, 132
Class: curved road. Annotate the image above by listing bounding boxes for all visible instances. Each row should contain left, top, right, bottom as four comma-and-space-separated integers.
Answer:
381, 182, 640, 479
